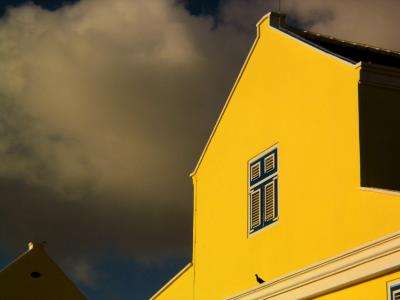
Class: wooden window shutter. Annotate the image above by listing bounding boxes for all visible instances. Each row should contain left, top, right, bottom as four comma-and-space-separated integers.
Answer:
250, 189, 261, 229
264, 181, 275, 222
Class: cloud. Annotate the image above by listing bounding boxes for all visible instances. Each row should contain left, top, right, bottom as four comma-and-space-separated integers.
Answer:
217, 0, 400, 50
285, 0, 400, 50
66, 258, 97, 287
0, 0, 399, 276
0, 0, 252, 264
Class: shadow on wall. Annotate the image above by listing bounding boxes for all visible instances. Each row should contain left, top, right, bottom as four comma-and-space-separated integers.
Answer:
359, 73, 400, 192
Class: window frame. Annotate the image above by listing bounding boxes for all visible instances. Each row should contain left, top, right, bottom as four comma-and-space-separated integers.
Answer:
248, 145, 278, 235
388, 279, 400, 300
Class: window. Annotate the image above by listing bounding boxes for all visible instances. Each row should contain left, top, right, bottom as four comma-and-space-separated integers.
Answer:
388, 279, 400, 300
248, 146, 278, 234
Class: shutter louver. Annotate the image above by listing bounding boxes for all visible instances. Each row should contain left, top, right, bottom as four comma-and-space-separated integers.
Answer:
264, 155, 274, 174
250, 190, 261, 229
264, 181, 275, 222
251, 163, 261, 181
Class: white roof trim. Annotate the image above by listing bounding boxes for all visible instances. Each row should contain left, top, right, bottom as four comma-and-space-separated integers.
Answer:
150, 263, 193, 300
190, 13, 270, 177
226, 231, 400, 300
190, 12, 358, 177
268, 24, 358, 67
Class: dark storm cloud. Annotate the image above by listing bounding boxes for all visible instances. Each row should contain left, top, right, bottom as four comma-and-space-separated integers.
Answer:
0, 178, 190, 257
0, 0, 250, 268
0, 0, 400, 287
183, 0, 220, 16
215, 0, 400, 50
283, 0, 400, 50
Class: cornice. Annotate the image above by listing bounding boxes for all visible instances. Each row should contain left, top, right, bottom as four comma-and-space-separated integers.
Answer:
227, 232, 400, 300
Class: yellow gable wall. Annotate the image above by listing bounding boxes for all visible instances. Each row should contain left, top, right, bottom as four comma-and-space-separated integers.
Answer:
314, 271, 400, 300
191, 15, 400, 300
152, 265, 194, 300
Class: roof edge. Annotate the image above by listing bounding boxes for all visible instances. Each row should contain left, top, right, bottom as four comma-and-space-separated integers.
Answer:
190, 11, 363, 177
268, 12, 358, 66
360, 62, 400, 90
0, 241, 88, 299
0, 242, 41, 273
360, 61, 400, 76
190, 13, 268, 177
149, 262, 193, 300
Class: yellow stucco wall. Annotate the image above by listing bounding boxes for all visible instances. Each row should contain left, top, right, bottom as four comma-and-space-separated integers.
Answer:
152, 265, 194, 300
192, 15, 400, 300
154, 13, 400, 300
314, 271, 400, 300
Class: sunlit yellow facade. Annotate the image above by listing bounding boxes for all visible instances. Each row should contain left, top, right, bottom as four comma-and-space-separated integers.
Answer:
152, 12, 400, 300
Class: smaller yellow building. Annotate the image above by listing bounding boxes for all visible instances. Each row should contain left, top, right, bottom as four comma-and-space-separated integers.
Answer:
0, 242, 87, 300
152, 12, 400, 300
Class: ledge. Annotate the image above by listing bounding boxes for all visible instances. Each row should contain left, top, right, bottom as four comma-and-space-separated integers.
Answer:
227, 231, 400, 300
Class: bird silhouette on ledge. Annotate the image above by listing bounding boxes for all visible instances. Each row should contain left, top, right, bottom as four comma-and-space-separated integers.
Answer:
255, 274, 265, 284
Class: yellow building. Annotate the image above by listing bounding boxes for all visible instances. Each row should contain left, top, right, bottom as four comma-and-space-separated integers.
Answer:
151, 12, 400, 300
0, 242, 87, 300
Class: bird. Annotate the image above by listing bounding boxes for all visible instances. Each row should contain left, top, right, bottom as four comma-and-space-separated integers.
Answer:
255, 274, 265, 284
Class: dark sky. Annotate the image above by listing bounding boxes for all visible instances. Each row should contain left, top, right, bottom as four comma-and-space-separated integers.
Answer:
0, 0, 399, 299
0, 0, 79, 15
184, 0, 220, 16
